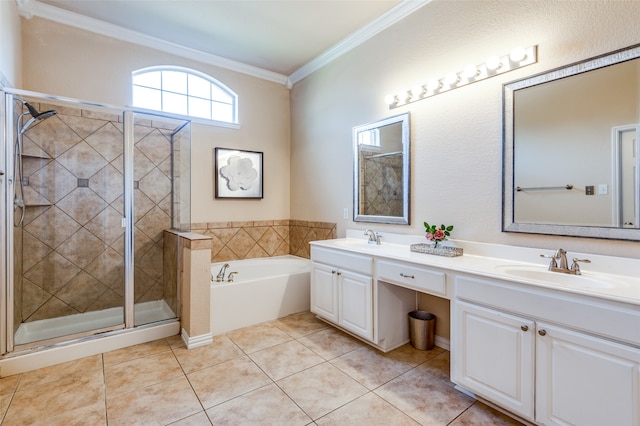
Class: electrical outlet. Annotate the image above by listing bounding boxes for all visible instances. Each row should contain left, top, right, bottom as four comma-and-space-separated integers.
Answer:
598, 184, 608, 195
585, 185, 594, 195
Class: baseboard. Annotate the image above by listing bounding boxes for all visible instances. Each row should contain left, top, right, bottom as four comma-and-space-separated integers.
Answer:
181, 329, 213, 349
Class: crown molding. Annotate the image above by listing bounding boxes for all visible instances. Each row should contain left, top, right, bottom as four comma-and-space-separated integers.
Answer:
287, 0, 431, 85
16, 0, 428, 88
16, 0, 290, 86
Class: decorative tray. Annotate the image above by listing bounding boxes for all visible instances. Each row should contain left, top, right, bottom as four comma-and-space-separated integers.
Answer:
410, 243, 463, 257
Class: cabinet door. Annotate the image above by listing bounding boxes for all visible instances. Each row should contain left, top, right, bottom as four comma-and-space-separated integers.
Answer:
536, 322, 640, 426
311, 263, 338, 323
338, 270, 373, 340
453, 301, 535, 421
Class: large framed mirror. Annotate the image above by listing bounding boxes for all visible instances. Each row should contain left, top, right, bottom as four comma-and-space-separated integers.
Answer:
503, 44, 640, 241
353, 113, 410, 225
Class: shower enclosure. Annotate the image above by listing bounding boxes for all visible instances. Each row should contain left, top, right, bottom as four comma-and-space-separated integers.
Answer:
0, 89, 191, 356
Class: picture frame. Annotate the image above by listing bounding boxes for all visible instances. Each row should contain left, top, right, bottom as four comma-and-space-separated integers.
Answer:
214, 147, 263, 199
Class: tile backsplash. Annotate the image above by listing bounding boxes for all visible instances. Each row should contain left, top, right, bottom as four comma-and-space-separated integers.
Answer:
191, 220, 337, 262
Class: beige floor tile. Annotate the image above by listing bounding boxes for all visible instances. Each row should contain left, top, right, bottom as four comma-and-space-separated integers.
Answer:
0, 374, 20, 396
38, 401, 107, 426
168, 411, 212, 425
17, 354, 102, 390
2, 370, 105, 425
188, 355, 271, 409
450, 401, 525, 425
105, 351, 183, 400
375, 368, 475, 425
316, 392, 419, 426
297, 327, 363, 360
273, 311, 329, 338
249, 339, 324, 380
103, 338, 172, 366
277, 362, 368, 420
331, 346, 413, 389
165, 334, 185, 348
107, 375, 202, 425
1, 393, 12, 422
386, 343, 446, 367
172, 334, 244, 374
206, 383, 312, 425
226, 322, 292, 353
417, 350, 452, 384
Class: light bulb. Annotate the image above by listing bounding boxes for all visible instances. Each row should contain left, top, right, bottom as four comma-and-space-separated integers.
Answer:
510, 46, 526, 62
384, 94, 396, 105
427, 79, 440, 92
445, 72, 459, 86
486, 55, 502, 71
411, 85, 424, 99
463, 64, 478, 79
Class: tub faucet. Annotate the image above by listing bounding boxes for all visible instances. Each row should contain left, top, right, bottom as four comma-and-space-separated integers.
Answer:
216, 263, 230, 282
364, 229, 382, 245
227, 272, 238, 282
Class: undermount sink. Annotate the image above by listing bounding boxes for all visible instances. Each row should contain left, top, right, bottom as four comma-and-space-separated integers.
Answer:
333, 239, 379, 248
495, 265, 623, 289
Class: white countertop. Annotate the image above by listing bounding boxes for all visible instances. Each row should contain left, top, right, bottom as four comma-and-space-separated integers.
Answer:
310, 232, 640, 306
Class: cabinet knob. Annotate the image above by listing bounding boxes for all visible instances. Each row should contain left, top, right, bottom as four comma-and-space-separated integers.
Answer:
337, 272, 341, 276
331, 270, 337, 274
399, 273, 415, 279
521, 325, 529, 332
538, 329, 547, 336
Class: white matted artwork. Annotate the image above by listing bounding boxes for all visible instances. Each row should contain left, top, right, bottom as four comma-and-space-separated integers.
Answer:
214, 147, 263, 199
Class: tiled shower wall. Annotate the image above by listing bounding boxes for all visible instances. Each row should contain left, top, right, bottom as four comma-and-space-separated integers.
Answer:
191, 220, 337, 262
360, 152, 403, 217
17, 101, 177, 324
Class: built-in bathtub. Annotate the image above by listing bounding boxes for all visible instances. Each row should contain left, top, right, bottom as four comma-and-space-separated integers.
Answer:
210, 255, 311, 334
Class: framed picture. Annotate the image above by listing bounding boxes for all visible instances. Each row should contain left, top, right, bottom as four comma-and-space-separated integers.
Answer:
214, 148, 263, 199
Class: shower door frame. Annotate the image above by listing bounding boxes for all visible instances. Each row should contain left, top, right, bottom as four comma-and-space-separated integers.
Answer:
1, 90, 141, 354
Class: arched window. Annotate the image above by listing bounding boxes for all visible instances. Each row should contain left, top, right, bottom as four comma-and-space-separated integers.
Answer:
132, 66, 238, 124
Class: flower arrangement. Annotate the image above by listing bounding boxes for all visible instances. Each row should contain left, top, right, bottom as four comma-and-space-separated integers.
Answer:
424, 222, 454, 247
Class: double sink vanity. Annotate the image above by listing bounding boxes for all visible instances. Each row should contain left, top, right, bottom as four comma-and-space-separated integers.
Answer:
310, 230, 640, 426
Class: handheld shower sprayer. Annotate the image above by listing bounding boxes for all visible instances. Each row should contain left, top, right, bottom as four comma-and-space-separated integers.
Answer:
13, 99, 58, 226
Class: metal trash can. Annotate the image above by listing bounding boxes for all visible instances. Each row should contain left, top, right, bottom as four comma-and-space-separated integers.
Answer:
408, 310, 436, 350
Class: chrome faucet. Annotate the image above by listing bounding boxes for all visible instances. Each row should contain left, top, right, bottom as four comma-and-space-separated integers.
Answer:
227, 272, 238, 282
364, 229, 382, 245
540, 249, 590, 275
216, 263, 230, 282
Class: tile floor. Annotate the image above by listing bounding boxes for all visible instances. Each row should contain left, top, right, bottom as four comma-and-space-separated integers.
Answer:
0, 311, 524, 425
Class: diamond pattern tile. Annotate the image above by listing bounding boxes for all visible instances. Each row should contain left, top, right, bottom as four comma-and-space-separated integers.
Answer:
26, 116, 82, 158
136, 129, 171, 166
24, 251, 81, 294
56, 272, 108, 312
57, 141, 108, 179
57, 188, 107, 226
85, 122, 123, 162
139, 167, 171, 204
136, 206, 171, 243
85, 247, 124, 290
90, 164, 124, 204
27, 161, 77, 204
57, 228, 107, 268
24, 206, 81, 249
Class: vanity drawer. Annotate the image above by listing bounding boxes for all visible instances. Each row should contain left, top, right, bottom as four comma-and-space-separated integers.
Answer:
377, 260, 446, 297
311, 246, 373, 275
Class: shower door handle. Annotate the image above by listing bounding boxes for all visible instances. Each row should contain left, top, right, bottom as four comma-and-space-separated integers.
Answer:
0, 170, 4, 176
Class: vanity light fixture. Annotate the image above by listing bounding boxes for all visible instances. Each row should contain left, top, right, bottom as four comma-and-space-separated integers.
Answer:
385, 45, 538, 109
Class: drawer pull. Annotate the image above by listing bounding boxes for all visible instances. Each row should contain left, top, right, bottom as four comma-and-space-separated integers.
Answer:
331, 270, 337, 274
538, 329, 547, 336
399, 273, 415, 279
521, 325, 529, 332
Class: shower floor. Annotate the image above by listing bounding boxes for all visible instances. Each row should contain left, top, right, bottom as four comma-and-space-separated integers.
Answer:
14, 300, 176, 346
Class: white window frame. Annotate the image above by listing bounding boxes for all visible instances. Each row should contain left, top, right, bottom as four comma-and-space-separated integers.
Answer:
132, 66, 238, 126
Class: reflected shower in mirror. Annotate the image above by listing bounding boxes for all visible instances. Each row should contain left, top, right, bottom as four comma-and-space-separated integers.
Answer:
353, 113, 410, 225
503, 44, 640, 241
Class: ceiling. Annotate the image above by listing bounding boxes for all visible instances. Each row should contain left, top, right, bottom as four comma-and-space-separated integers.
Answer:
19, 0, 428, 85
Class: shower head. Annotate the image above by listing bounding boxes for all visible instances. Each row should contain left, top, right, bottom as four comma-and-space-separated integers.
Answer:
19, 102, 57, 135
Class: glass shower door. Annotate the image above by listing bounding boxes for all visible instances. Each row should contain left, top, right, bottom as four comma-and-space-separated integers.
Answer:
11, 96, 127, 347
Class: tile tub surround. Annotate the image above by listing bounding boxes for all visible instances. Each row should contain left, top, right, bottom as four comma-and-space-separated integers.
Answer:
0, 311, 523, 425
16, 100, 180, 326
192, 219, 337, 262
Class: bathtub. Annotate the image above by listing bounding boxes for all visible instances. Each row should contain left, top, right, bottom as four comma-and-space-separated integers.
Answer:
210, 255, 311, 334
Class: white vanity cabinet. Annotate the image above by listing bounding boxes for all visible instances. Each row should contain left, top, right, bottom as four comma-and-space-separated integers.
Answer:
310, 246, 374, 340
453, 274, 640, 425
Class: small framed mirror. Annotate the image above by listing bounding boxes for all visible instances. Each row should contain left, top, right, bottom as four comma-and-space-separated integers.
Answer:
353, 113, 410, 225
503, 44, 640, 241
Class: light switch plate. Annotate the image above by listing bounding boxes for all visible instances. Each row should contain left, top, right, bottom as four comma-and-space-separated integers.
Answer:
598, 184, 608, 195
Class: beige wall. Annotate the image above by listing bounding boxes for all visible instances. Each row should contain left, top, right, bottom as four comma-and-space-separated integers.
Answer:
0, 0, 21, 87
20, 17, 290, 224
291, 0, 640, 259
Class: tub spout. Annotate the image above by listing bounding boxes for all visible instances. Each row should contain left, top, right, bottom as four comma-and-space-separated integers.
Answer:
227, 272, 238, 282
216, 263, 230, 282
